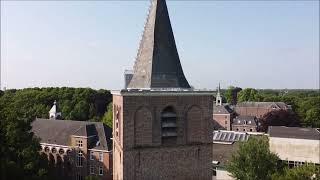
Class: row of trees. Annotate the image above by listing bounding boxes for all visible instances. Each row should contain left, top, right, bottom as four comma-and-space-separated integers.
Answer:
226, 137, 319, 180
0, 87, 113, 179
224, 87, 320, 128
0, 87, 112, 122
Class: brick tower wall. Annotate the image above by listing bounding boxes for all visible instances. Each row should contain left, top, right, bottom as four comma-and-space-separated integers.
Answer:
113, 93, 213, 180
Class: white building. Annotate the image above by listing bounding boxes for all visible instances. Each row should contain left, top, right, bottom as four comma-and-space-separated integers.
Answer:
268, 126, 320, 168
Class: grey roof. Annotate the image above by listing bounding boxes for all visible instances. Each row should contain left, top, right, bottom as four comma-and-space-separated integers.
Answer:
213, 104, 233, 114
213, 130, 250, 143
233, 116, 257, 126
268, 126, 320, 140
32, 118, 112, 151
236, 102, 288, 109
127, 0, 191, 89
212, 143, 240, 167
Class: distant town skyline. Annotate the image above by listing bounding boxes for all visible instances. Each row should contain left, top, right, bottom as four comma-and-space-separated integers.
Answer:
1, 0, 319, 90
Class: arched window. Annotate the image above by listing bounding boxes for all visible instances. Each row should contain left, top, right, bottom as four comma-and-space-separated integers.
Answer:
44, 147, 50, 153
161, 106, 177, 145
59, 149, 65, 155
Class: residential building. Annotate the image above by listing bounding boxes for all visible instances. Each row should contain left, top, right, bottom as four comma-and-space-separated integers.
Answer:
31, 104, 113, 180
232, 116, 259, 132
111, 0, 213, 179
213, 105, 233, 131
268, 126, 320, 167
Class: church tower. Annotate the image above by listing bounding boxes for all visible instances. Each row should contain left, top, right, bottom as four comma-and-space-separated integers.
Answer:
49, 100, 62, 120
216, 83, 222, 106
112, 0, 213, 179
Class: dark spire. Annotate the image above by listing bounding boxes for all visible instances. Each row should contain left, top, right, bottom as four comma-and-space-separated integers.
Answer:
127, 0, 191, 89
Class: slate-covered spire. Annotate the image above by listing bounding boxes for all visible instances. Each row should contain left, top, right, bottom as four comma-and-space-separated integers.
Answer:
127, 0, 191, 89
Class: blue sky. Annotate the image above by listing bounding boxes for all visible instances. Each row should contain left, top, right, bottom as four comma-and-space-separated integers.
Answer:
1, 0, 319, 90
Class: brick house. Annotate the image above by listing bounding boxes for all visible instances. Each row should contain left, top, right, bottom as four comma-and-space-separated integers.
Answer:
111, 0, 213, 179
32, 106, 112, 180
231, 116, 259, 132
213, 105, 234, 131
213, 84, 234, 131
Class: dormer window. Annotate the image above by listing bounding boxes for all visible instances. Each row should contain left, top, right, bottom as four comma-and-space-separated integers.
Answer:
76, 140, 83, 147
161, 106, 177, 145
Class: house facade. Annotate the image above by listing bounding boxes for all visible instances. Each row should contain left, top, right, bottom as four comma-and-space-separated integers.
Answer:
32, 117, 113, 180
232, 116, 259, 132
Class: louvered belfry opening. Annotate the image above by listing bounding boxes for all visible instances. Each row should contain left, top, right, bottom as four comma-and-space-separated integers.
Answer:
161, 106, 177, 145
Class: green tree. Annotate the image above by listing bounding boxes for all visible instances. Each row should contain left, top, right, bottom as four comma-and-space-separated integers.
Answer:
0, 87, 112, 122
225, 86, 235, 103
226, 137, 282, 180
102, 102, 113, 128
0, 112, 49, 180
305, 108, 320, 128
238, 88, 262, 102
272, 164, 320, 180
85, 175, 100, 180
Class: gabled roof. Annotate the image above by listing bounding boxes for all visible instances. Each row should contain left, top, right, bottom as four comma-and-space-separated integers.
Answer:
213, 104, 233, 114
32, 118, 112, 151
236, 102, 288, 109
127, 0, 190, 89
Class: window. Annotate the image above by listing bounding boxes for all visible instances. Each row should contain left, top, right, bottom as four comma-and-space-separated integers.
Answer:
44, 147, 50, 152
115, 107, 120, 138
59, 149, 64, 155
76, 140, 83, 148
90, 151, 94, 160
236, 128, 239, 131
225, 120, 228, 125
99, 166, 103, 175
90, 165, 94, 174
76, 150, 83, 167
225, 116, 227, 119
250, 129, 253, 132
99, 152, 103, 162
243, 129, 246, 132
161, 106, 177, 145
